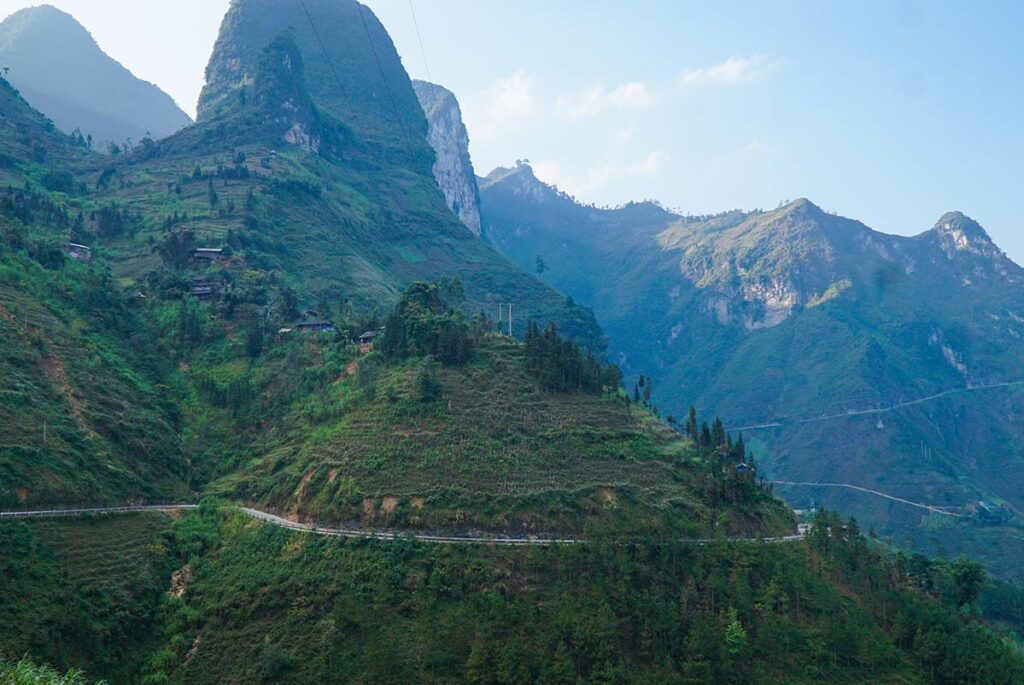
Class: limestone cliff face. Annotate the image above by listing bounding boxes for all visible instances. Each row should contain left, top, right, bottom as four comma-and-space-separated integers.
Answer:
413, 80, 482, 236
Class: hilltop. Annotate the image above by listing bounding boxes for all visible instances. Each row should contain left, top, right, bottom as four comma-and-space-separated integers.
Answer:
0, 0, 603, 509
481, 163, 1024, 581
0, 5, 191, 149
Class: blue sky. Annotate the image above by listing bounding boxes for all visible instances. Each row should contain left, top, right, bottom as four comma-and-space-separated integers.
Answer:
2, 0, 1022, 262
366, 0, 1024, 262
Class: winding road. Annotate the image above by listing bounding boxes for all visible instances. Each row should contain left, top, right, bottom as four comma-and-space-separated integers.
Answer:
0, 503, 808, 546
769, 481, 964, 517
731, 379, 1024, 432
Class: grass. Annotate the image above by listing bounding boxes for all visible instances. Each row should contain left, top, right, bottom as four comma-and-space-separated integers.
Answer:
201, 336, 791, 538
24, 512, 173, 593
0, 513, 175, 682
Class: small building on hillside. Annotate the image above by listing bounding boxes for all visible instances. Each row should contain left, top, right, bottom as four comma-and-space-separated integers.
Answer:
735, 463, 755, 475
189, 275, 222, 301
63, 242, 92, 263
297, 320, 335, 333
192, 247, 224, 262
355, 328, 383, 354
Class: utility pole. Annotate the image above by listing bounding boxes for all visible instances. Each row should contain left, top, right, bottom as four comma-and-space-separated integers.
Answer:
496, 303, 513, 336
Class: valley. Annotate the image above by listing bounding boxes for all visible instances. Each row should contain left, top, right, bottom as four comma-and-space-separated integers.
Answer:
0, 0, 1022, 683
480, 162, 1024, 583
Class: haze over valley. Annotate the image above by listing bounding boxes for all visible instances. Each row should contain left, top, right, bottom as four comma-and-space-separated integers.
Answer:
1, 2, 1023, 683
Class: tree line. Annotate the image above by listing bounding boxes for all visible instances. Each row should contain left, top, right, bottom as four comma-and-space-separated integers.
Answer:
523, 320, 622, 394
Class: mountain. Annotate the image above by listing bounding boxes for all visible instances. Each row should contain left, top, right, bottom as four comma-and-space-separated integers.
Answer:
481, 163, 1024, 582
1, 3, 1023, 682
0, 0, 604, 510
0, 5, 191, 149
412, 80, 482, 236
199, 0, 425, 166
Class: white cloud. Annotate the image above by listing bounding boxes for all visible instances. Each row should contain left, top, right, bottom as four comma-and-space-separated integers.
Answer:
556, 81, 652, 121
627, 150, 668, 175
679, 54, 782, 86
467, 70, 538, 142
533, 151, 667, 201
532, 159, 616, 199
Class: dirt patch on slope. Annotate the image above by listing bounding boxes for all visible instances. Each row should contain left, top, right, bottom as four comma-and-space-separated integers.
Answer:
40, 355, 88, 430
169, 564, 193, 598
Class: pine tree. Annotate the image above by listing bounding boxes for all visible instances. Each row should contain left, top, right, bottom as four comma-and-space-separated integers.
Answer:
686, 406, 698, 440
712, 418, 726, 447
700, 422, 712, 448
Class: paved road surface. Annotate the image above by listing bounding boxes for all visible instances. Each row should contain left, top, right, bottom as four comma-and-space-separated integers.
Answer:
0, 503, 807, 545
732, 379, 1024, 432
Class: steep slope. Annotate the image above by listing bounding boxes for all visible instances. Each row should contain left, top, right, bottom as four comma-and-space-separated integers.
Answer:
6, 504, 1024, 684
413, 80, 482, 236
199, 0, 426, 168
0, 0, 603, 509
481, 165, 1024, 581
0, 5, 191, 149
81, 1, 602, 349
0, 79, 188, 507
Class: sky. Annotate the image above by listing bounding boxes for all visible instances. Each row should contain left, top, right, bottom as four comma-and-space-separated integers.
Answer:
1, 0, 1022, 263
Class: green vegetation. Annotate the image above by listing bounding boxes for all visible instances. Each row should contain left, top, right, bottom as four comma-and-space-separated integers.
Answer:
0, 513, 175, 682
196, 307, 789, 537
378, 281, 478, 366
0, 657, 104, 685
2, 2, 1023, 682
8, 505, 1024, 684
481, 162, 1024, 583
524, 320, 622, 394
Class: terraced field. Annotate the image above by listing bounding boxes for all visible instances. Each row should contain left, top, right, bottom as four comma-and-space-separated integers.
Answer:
0, 511, 175, 681
208, 339, 792, 538
24, 512, 173, 591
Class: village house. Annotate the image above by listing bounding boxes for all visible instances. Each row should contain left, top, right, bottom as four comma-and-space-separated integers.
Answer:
192, 247, 224, 262
296, 320, 335, 333
355, 327, 383, 354
189, 275, 222, 301
62, 242, 92, 263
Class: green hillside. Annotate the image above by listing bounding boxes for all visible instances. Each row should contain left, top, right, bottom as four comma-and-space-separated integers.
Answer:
0, 512, 176, 682
5, 504, 1024, 684
0, 0, 599, 507
1, 2, 1023, 683
0, 78, 188, 507
481, 163, 1024, 581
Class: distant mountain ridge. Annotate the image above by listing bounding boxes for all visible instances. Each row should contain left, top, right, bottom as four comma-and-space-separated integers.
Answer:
0, 4, 191, 149
481, 161, 1024, 582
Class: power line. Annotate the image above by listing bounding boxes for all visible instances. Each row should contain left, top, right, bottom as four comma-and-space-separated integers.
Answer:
407, 0, 432, 82
356, 2, 413, 149
298, 0, 351, 113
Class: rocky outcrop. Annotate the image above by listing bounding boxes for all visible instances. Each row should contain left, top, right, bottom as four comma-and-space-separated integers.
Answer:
198, 0, 429, 169
413, 80, 482, 236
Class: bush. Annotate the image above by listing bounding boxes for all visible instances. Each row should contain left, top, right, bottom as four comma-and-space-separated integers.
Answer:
378, 281, 475, 366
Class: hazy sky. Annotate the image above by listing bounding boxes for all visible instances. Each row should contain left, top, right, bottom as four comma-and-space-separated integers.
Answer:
1, 0, 1022, 263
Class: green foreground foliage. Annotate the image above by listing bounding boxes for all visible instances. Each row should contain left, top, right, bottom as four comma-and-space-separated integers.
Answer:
0, 657, 103, 685
5, 506, 1024, 684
